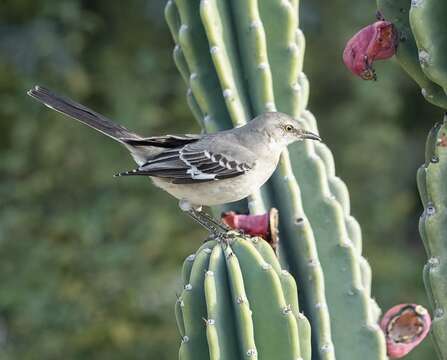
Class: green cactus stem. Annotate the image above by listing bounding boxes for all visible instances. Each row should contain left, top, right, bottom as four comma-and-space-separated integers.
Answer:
410, 0, 447, 95
417, 118, 447, 359
256, 0, 385, 355
176, 237, 311, 360
376, 0, 447, 109
166, 0, 386, 358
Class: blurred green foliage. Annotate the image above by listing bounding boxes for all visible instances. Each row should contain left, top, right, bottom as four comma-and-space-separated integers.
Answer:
0, 0, 441, 359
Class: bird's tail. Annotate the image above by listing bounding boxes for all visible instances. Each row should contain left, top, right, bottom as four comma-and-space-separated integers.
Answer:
27, 85, 142, 142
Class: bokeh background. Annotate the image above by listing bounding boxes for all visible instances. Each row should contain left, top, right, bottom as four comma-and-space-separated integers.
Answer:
0, 0, 442, 359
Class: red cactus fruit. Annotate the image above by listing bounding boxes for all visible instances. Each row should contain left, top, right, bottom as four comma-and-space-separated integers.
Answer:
222, 208, 279, 251
380, 303, 431, 358
343, 20, 398, 80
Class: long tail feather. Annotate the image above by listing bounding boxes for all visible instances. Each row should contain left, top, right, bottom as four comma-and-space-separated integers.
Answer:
27, 85, 141, 142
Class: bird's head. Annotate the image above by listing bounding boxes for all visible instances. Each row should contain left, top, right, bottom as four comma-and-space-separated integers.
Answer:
251, 112, 321, 147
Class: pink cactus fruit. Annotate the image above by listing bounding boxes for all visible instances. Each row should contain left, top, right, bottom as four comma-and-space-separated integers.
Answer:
343, 20, 398, 80
380, 303, 432, 358
221, 208, 279, 251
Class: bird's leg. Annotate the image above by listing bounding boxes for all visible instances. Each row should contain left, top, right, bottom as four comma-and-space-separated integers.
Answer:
185, 208, 229, 241
179, 200, 236, 241
197, 208, 232, 232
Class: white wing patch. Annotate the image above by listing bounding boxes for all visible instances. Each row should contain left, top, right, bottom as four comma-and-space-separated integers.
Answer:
126, 145, 254, 183
179, 148, 252, 181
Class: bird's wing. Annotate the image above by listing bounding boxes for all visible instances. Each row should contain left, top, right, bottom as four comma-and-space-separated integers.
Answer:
116, 139, 256, 184
122, 134, 202, 148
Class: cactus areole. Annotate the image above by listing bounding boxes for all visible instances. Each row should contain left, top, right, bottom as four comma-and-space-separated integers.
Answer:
343, 20, 398, 80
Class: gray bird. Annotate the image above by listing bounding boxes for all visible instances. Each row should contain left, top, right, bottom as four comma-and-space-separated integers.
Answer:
27, 86, 321, 235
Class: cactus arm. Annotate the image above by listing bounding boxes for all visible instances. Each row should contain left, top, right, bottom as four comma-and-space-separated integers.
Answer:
231, 239, 301, 360
410, 0, 447, 92
199, 0, 252, 127
376, 0, 447, 108
204, 245, 240, 360
417, 119, 447, 359
179, 246, 213, 360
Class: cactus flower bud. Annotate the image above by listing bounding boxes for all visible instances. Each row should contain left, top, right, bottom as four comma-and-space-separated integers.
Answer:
380, 303, 431, 358
343, 20, 398, 80
221, 208, 279, 251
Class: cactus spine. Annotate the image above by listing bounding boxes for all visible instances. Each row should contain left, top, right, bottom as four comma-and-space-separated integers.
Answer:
376, 0, 447, 109
166, 0, 387, 358
176, 237, 311, 360
417, 119, 447, 359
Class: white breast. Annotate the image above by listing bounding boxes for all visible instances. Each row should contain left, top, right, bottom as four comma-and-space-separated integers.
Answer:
151, 154, 280, 207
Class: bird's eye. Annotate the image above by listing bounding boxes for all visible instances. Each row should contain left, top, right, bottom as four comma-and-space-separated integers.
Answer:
285, 124, 294, 132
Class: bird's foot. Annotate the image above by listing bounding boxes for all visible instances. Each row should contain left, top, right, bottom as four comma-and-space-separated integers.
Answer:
183, 207, 232, 238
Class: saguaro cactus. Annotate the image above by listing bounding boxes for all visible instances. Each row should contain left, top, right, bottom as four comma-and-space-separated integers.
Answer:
167, 0, 386, 359
176, 237, 311, 360
417, 119, 447, 359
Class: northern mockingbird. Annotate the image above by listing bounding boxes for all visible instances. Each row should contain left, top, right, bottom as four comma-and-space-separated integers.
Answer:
27, 86, 321, 235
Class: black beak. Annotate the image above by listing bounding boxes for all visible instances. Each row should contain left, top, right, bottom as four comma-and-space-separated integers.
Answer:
300, 130, 322, 141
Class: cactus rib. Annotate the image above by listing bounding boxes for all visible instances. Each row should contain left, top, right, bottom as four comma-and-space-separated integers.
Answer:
417, 118, 447, 359
174, 0, 233, 130
204, 245, 240, 359
199, 0, 252, 127
232, 239, 301, 360
250, 237, 312, 360
179, 245, 213, 360
223, 244, 258, 359
228, 0, 276, 113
